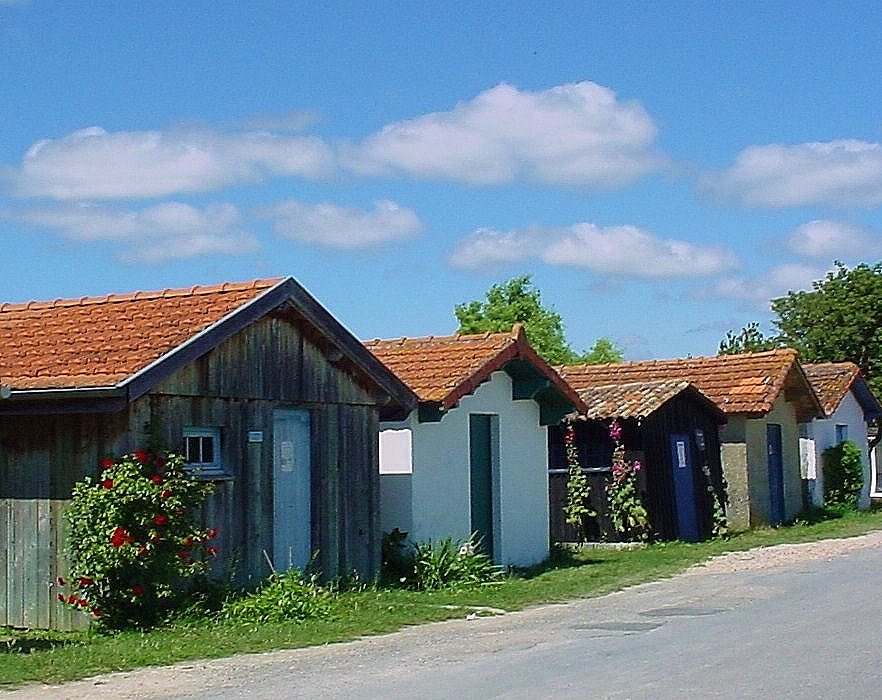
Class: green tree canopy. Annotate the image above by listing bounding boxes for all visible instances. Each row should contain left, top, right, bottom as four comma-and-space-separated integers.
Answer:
582, 337, 625, 364
455, 275, 595, 365
772, 261, 882, 397
718, 322, 781, 355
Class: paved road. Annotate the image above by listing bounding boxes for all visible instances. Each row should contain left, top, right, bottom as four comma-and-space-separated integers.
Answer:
10, 537, 882, 699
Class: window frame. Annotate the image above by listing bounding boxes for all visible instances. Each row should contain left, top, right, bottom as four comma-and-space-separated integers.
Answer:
182, 426, 228, 479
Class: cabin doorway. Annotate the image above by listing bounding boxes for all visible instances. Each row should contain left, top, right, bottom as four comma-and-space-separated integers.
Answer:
670, 434, 700, 542
469, 414, 496, 559
273, 409, 312, 571
767, 423, 785, 525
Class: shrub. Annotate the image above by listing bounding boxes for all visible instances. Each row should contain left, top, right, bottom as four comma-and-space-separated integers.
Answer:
822, 440, 864, 510
411, 533, 502, 591
61, 451, 216, 630
220, 570, 334, 623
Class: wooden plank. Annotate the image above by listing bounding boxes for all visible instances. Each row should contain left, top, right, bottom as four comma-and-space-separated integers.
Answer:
0, 500, 8, 626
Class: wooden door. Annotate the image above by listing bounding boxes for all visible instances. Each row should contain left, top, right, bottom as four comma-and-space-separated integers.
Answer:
670, 434, 700, 542
469, 414, 495, 558
273, 409, 312, 572
767, 423, 785, 525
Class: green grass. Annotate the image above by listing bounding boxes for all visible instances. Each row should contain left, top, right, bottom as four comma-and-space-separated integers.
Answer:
3, 508, 881, 690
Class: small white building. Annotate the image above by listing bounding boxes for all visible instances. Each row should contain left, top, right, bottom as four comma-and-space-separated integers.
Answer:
802, 363, 882, 508
365, 325, 586, 567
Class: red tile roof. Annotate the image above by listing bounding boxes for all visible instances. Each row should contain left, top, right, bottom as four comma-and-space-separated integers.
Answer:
802, 362, 868, 416
576, 380, 723, 421
558, 349, 823, 420
0, 279, 285, 390
364, 324, 585, 412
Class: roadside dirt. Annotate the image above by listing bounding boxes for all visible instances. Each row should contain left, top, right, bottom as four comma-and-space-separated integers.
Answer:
5, 530, 882, 699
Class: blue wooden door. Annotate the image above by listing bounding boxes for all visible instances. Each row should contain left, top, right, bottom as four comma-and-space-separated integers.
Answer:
767, 423, 785, 525
469, 414, 494, 559
273, 409, 312, 571
670, 434, 700, 542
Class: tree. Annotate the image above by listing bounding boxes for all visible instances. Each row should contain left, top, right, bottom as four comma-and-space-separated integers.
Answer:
455, 275, 580, 365
718, 322, 780, 355
772, 261, 882, 398
582, 337, 625, 364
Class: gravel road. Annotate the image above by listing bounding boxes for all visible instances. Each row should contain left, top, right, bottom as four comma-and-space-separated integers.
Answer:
6, 530, 882, 699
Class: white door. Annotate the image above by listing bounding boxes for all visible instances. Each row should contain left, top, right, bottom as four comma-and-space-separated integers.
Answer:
273, 409, 312, 571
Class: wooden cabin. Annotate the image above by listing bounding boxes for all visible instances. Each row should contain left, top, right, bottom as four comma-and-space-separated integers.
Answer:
366, 325, 586, 567
558, 350, 824, 531
802, 362, 881, 508
0, 277, 416, 630
549, 380, 726, 543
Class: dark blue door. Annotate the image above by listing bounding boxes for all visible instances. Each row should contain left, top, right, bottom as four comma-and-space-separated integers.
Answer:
767, 423, 785, 525
670, 434, 700, 542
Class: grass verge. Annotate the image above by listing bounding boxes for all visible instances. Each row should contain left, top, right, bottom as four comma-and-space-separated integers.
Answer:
2, 508, 881, 690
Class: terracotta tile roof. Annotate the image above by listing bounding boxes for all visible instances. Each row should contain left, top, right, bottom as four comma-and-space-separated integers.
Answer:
364, 324, 585, 412
576, 379, 723, 421
0, 279, 285, 390
558, 348, 823, 420
802, 362, 882, 419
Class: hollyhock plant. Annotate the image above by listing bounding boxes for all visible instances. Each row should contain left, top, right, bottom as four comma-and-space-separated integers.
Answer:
62, 450, 216, 631
605, 421, 651, 542
563, 420, 594, 542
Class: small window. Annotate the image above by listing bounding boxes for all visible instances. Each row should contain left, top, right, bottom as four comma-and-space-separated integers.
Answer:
835, 424, 848, 444
183, 427, 226, 478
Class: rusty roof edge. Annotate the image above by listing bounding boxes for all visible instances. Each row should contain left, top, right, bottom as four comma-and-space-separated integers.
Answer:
440, 336, 520, 409
441, 329, 588, 414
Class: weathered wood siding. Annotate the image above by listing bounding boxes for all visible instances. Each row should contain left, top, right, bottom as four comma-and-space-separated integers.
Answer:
1, 311, 386, 629
548, 394, 724, 543
0, 411, 132, 630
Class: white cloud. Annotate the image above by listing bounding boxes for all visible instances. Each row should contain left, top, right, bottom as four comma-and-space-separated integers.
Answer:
260, 199, 424, 249
448, 222, 738, 278
712, 263, 828, 307
701, 139, 882, 207
7, 125, 335, 200
13, 201, 259, 264
785, 219, 882, 258
340, 81, 667, 187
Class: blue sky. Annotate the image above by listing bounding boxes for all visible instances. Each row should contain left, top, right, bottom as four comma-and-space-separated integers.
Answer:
2, 2, 882, 360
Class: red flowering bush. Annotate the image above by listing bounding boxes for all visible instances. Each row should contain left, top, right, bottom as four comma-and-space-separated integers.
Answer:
61, 450, 216, 630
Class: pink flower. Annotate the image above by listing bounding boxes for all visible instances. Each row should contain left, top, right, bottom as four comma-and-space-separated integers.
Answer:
151, 474, 163, 484
134, 450, 149, 464
131, 585, 144, 597
206, 528, 218, 539
161, 489, 172, 499
153, 514, 168, 526
57, 576, 66, 586
77, 576, 93, 585
206, 546, 217, 557
102, 479, 114, 490
100, 457, 115, 470
92, 608, 102, 617
609, 421, 622, 441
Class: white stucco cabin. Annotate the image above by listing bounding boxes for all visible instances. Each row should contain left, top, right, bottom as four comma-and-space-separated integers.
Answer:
802, 363, 881, 508
365, 325, 586, 568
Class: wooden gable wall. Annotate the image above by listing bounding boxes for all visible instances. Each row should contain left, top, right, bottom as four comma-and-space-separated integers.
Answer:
1, 311, 385, 630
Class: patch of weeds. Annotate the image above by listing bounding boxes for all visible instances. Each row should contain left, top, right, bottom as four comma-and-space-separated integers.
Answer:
220, 570, 335, 624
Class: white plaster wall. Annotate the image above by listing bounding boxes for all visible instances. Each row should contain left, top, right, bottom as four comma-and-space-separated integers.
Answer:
378, 371, 550, 568
809, 393, 871, 509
